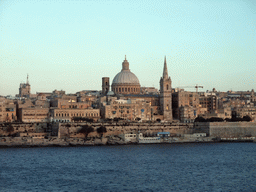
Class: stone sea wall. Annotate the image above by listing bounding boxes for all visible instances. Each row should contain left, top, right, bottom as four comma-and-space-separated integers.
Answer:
194, 122, 256, 137
57, 122, 194, 138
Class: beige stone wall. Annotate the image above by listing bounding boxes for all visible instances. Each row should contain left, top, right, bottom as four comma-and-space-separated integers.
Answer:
0, 98, 17, 122
0, 122, 47, 137
51, 99, 90, 109
172, 91, 199, 120
19, 108, 49, 123
103, 99, 152, 120
19, 83, 30, 97
58, 122, 194, 138
51, 108, 100, 122
194, 122, 256, 137
112, 84, 140, 95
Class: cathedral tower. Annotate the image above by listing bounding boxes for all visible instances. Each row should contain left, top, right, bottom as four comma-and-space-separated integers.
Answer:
160, 56, 172, 121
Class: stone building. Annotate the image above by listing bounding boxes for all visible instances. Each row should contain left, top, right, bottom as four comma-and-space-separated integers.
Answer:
199, 93, 217, 114
233, 106, 256, 120
100, 56, 174, 121
0, 98, 17, 122
50, 108, 100, 122
101, 98, 152, 121
140, 87, 159, 95
172, 89, 199, 120
179, 105, 197, 123
102, 77, 110, 95
18, 107, 49, 123
111, 56, 141, 95
160, 56, 172, 121
50, 99, 90, 109
19, 75, 31, 98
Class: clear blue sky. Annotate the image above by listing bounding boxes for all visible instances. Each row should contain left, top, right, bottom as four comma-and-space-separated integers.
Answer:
0, 0, 255, 96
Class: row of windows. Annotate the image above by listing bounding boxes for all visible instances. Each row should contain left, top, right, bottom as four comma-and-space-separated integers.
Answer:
55, 113, 98, 117
113, 87, 139, 93
24, 114, 47, 116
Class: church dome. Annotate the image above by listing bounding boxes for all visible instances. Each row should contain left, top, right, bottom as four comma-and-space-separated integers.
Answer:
112, 71, 140, 85
111, 56, 141, 95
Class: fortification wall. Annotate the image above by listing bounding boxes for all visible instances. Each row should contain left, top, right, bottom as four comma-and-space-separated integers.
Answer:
194, 122, 256, 137
58, 122, 194, 138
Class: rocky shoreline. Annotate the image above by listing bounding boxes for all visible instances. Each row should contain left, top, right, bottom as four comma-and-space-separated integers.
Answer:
1, 135, 255, 148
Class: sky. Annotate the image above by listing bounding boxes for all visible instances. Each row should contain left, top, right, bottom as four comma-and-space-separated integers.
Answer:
0, 0, 256, 96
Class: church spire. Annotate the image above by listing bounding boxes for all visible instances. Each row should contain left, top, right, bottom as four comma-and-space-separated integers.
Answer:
163, 56, 168, 79
26, 74, 29, 85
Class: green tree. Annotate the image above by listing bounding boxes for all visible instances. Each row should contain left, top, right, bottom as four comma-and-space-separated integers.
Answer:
243, 115, 252, 122
79, 125, 94, 139
97, 126, 107, 138
6, 125, 14, 133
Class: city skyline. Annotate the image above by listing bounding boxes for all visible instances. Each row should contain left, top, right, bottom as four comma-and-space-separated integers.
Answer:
1, 0, 256, 96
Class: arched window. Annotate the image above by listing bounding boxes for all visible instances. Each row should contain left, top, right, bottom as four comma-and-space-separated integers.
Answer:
167, 84, 169, 90
106, 82, 108, 86
119, 88, 121, 92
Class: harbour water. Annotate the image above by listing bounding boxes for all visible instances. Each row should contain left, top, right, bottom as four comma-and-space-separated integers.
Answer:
0, 143, 255, 192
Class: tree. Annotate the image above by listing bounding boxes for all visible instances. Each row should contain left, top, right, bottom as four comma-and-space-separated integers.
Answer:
97, 126, 107, 138
135, 117, 141, 121
208, 117, 224, 122
113, 117, 123, 122
194, 116, 206, 122
79, 125, 94, 139
72, 117, 94, 123
6, 125, 14, 133
243, 115, 252, 122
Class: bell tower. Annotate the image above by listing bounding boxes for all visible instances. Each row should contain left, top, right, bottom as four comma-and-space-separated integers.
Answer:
102, 77, 110, 95
160, 56, 172, 121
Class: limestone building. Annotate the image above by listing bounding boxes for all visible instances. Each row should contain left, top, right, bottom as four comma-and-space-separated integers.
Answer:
18, 107, 49, 123
101, 98, 152, 121
102, 77, 110, 95
50, 108, 100, 122
0, 98, 17, 122
100, 56, 174, 121
19, 75, 31, 98
172, 90, 199, 119
160, 57, 173, 121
